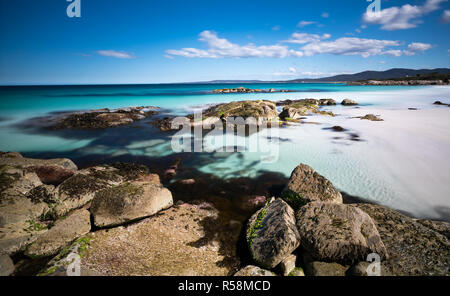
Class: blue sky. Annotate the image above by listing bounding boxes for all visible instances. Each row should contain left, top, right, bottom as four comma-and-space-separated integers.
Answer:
0, 0, 449, 85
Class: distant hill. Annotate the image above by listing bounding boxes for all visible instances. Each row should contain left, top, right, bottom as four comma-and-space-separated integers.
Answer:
286, 68, 450, 83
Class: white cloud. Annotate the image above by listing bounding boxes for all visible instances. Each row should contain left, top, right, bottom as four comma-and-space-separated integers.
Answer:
166, 30, 303, 59
321, 12, 329, 18
300, 37, 401, 58
403, 42, 433, 55
166, 31, 432, 59
273, 67, 298, 76
284, 33, 331, 44
363, 0, 447, 30
272, 25, 281, 31
442, 10, 450, 22
97, 50, 134, 59
297, 21, 317, 28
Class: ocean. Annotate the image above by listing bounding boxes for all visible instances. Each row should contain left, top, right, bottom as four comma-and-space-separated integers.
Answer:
1, 83, 449, 220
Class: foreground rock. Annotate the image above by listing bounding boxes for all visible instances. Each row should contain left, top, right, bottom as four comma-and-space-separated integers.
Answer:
246, 199, 300, 269
52, 106, 159, 130
234, 266, 275, 276
296, 202, 388, 265
302, 253, 349, 276
0, 252, 15, 276
25, 208, 91, 258
356, 204, 450, 276
90, 180, 173, 228
0, 152, 77, 185
78, 203, 241, 276
282, 164, 342, 205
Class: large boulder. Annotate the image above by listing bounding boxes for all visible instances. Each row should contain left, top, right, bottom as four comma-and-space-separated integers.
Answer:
282, 164, 342, 205
296, 202, 388, 265
0, 153, 77, 185
278, 100, 319, 120
77, 203, 242, 276
355, 204, 450, 276
90, 181, 173, 228
234, 266, 275, 276
26, 208, 91, 258
246, 199, 300, 269
54, 166, 124, 217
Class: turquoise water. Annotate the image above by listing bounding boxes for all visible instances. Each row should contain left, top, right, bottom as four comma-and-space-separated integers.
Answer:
1, 83, 449, 220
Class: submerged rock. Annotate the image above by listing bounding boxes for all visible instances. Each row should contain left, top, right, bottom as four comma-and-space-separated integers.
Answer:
355, 203, 450, 276
26, 208, 91, 258
361, 114, 383, 121
90, 181, 173, 228
296, 202, 387, 265
246, 199, 300, 269
234, 265, 275, 276
282, 163, 343, 204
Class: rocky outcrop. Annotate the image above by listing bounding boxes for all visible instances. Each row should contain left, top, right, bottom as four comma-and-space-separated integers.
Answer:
90, 181, 173, 228
213, 87, 296, 94
355, 204, 450, 276
0, 252, 15, 276
25, 208, 91, 258
282, 164, 343, 204
234, 265, 275, 276
342, 99, 358, 106
79, 202, 241, 276
246, 199, 300, 269
52, 106, 159, 130
278, 99, 319, 120
319, 99, 337, 106
296, 202, 388, 265
416, 219, 450, 239
203, 100, 278, 120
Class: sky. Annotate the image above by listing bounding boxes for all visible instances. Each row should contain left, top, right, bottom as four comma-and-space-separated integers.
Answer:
0, 0, 449, 85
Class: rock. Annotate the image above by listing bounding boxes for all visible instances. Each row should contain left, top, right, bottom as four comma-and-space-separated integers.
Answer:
0, 253, 15, 276
0, 154, 77, 178
26, 208, 91, 258
78, 203, 241, 275
203, 100, 278, 120
288, 267, 305, 276
279, 99, 320, 120
331, 125, 345, 132
52, 106, 159, 129
38, 235, 101, 276
355, 203, 450, 276
347, 261, 392, 276
26, 185, 58, 205
234, 266, 275, 276
90, 181, 173, 228
342, 99, 358, 106
54, 166, 124, 217
361, 114, 383, 121
304, 261, 348, 276
416, 219, 450, 239
296, 202, 387, 265
278, 254, 297, 276
282, 163, 343, 204
319, 99, 337, 106
246, 199, 300, 269
27, 166, 75, 185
